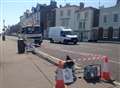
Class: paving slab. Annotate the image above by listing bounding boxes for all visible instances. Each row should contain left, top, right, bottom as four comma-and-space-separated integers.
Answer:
0, 38, 56, 88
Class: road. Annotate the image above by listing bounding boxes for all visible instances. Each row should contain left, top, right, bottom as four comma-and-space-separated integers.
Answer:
39, 40, 120, 82
0, 36, 119, 88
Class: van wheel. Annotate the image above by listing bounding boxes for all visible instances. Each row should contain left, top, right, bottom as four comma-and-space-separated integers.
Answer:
50, 39, 54, 43
73, 42, 77, 44
64, 40, 68, 44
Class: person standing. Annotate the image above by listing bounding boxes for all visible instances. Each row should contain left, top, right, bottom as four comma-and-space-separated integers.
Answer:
63, 55, 77, 85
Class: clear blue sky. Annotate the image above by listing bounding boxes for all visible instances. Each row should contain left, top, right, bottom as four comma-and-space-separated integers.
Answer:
0, 0, 116, 33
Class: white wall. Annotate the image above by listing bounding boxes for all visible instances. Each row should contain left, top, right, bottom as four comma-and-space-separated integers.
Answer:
75, 8, 94, 32
75, 8, 97, 41
56, 6, 79, 31
99, 6, 120, 29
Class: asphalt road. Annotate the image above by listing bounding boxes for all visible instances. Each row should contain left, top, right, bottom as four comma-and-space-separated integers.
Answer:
39, 40, 120, 82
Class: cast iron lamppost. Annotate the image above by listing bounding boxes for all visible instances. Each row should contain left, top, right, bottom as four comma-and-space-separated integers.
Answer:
2, 20, 6, 41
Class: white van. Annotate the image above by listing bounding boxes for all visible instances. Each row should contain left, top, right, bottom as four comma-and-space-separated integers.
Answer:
48, 27, 78, 44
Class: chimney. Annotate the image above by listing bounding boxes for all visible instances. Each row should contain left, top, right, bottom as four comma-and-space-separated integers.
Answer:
50, 0, 57, 7
80, 2, 84, 9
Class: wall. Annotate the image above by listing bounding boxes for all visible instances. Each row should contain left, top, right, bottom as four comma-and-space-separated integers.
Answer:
56, 6, 79, 30
99, 6, 120, 29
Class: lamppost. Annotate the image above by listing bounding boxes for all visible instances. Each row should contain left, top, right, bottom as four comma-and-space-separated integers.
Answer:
2, 19, 6, 41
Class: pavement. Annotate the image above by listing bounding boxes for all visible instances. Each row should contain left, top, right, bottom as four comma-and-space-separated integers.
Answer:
0, 37, 56, 88
0, 36, 120, 88
97, 41, 120, 44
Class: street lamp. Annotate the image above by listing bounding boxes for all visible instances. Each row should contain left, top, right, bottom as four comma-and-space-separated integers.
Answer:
3, 19, 5, 32
2, 20, 6, 41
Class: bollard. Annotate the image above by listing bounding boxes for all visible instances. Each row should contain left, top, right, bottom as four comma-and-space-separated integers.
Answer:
2, 35, 5, 41
17, 39, 25, 54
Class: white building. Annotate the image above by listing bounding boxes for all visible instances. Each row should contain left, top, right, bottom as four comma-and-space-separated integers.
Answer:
75, 7, 99, 41
99, 0, 120, 40
55, 4, 80, 30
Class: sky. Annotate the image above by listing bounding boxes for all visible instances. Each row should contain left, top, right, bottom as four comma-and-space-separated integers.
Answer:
0, 0, 117, 33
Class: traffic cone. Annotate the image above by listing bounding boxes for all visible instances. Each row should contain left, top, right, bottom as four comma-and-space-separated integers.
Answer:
55, 80, 65, 88
101, 56, 111, 81
55, 60, 65, 88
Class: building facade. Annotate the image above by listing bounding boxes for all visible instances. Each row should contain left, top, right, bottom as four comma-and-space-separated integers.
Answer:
20, 10, 40, 27
55, 4, 80, 30
20, 0, 57, 38
99, 0, 120, 41
55, 3, 100, 42
75, 7, 99, 41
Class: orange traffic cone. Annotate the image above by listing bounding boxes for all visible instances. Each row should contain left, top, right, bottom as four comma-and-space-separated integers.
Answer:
55, 60, 65, 88
101, 56, 111, 81
55, 80, 65, 88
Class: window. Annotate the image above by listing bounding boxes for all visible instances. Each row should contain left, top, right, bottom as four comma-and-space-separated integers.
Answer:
61, 31, 65, 37
60, 10, 63, 16
113, 14, 119, 22
78, 21, 85, 29
26, 27, 33, 34
113, 29, 119, 39
67, 10, 71, 16
85, 12, 88, 19
65, 19, 69, 27
61, 18, 69, 27
83, 22, 85, 29
61, 19, 65, 26
103, 15, 107, 23
77, 13, 80, 21
79, 22, 82, 29
34, 27, 41, 33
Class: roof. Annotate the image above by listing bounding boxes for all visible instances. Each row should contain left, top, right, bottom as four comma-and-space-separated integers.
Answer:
75, 7, 98, 13
22, 25, 40, 28
56, 5, 79, 9
100, 5, 120, 10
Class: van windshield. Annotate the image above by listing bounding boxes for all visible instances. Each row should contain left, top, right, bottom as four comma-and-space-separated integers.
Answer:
61, 31, 73, 36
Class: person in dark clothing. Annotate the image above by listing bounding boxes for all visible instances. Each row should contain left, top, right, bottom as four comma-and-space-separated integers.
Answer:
64, 55, 77, 84
64, 55, 75, 68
